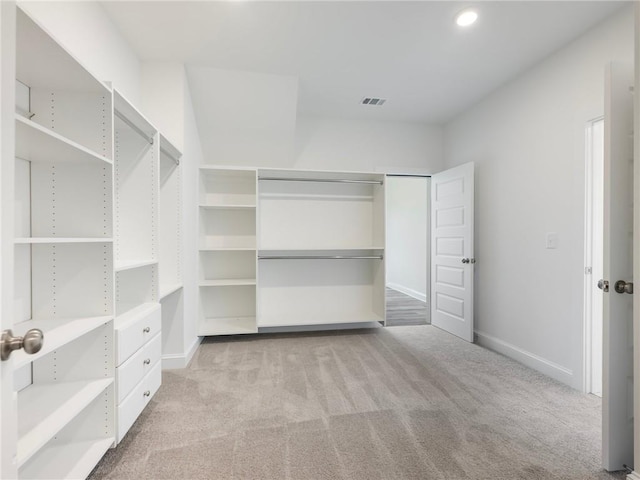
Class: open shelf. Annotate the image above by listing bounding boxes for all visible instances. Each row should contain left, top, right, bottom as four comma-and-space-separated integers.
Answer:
15, 237, 112, 244
159, 283, 183, 300
11, 316, 112, 370
16, 8, 109, 94
15, 116, 112, 165
199, 167, 256, 206
199, 316, 257, 336
115, 259, 157, 272
17, 378, 113, 468
200, 279, 256, 287
18, 437, 114, 480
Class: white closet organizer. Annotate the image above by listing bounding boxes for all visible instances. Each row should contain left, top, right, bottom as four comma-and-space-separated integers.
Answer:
199, 167, 258, 335
113, 91, 161, 443
158, 135, 182, 300
197, 167, 386, 335
257, 169, 386, 328
13, 8, 115, 479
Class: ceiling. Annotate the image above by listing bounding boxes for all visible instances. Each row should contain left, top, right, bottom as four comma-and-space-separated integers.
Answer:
102, 1, 628, 124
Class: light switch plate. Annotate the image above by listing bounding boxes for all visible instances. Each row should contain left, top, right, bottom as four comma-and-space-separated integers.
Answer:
546, 232, 558, 249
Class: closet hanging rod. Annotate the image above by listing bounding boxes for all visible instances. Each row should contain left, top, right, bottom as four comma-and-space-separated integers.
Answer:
258, 177, 383, 185
160, 146, 180, 166
259, 255, 383, 260
114, 109, 154, 145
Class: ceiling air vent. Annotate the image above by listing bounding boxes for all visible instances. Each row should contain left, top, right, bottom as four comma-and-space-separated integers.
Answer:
361, 97, 386, 106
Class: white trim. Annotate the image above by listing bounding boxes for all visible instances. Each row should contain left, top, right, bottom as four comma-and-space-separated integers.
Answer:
387, 282, 427, 303
475, 330, 574, 385
161, 336, 202, 370
626, 471, 640, 480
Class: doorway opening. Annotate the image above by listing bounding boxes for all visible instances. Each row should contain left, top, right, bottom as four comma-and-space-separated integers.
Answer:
584, 117, 604, 397
385, 175, 430, 326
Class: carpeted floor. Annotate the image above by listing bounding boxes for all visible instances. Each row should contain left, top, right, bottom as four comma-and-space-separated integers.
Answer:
89, 326, 626, 480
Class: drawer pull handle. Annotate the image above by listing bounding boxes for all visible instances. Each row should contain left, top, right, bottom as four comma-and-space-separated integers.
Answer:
143, 327, 151, 333
144, 358, 151, 365
143, 390, 151, 397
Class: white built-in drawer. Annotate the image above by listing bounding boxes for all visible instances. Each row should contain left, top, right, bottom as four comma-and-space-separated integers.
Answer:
115, 303, 161, 366
117, 361, 162, 443
116, 332, 161, 404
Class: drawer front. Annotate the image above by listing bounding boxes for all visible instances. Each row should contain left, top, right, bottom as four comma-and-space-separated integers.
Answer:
116, 304, 161, 365
117, 380, 146, 443
117, 361, 163, 443
117, 346, 146, 404
144, 361, 162, 400
142, 333, 162, 376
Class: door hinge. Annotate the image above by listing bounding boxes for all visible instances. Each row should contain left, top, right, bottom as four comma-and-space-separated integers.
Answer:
585, 267, 592, 275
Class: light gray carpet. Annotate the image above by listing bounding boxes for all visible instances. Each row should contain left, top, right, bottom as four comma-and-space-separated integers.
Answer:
90, 326, 625, 480
386, 287, 428, 326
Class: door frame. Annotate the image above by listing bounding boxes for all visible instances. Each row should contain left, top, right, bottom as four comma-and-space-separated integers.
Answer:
583, 116, 605, 396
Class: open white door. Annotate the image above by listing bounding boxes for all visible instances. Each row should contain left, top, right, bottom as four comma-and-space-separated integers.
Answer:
0, 2, 17, 479
602, 62, 634, 472
430, 162, 474, 342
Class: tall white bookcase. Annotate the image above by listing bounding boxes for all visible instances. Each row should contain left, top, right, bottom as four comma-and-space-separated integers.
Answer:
197, 167, 386, 336
112, 91, 162, 444
198, 167, 258, 335
12, 8, 115, 479
5, 6, 182, 477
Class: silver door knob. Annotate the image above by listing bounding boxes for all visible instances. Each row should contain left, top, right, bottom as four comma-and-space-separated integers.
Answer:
461, 258, 470, 264
144, 358, 151, 365
1, 328, 44, 361
143, 327, 151, 333
614, 280, 634, 294
598, 279, 610, 292
143, 390, 151, 397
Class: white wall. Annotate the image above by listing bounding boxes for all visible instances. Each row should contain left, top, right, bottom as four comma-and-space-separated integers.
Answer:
187, 66, 298, 166
295, 116, 444, 173
386, 176, 428, 303
19, 1, 141, 104
444, 6, 634, 389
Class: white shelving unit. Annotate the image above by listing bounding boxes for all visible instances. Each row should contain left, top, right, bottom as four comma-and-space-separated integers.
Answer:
113, 91, 162, 444
196, 167, 386, 336
198, 168, 258, 335
256, 169, 386, 329
12, 8, 115, 478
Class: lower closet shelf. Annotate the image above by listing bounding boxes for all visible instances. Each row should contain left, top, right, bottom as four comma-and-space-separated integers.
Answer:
11, 316, 113, 369
18, 438, 114, 480
258, 312, 385, 328
17, 378, 113, 468
199, 316, 257, 336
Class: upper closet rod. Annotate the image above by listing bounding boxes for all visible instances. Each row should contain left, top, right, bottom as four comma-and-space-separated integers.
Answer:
114, 109, 154, 145
160, 146, 180, 166
258, 177, 383, 185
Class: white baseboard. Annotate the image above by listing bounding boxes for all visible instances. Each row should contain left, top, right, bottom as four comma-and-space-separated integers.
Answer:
626, 471, 640, 480
474, 330, 574, 386
162, 336, 203, 370
387, 283, 427, 303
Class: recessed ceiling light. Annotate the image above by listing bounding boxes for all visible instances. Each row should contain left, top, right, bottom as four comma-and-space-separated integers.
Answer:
455, 9, 478, 27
